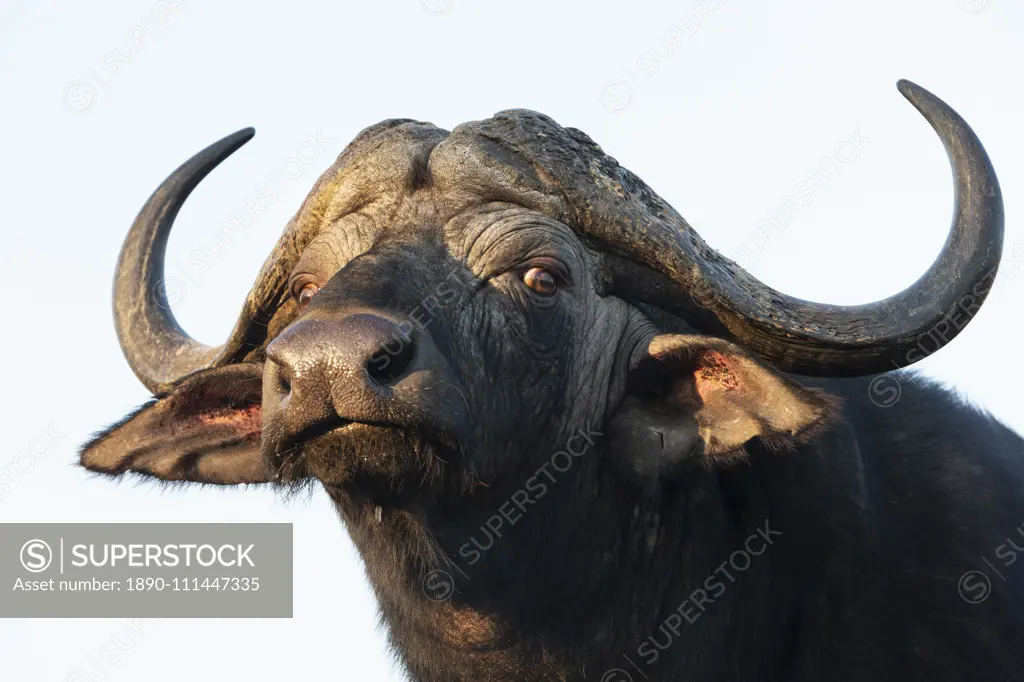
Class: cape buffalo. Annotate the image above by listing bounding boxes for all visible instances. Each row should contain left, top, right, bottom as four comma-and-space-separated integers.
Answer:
81, 80, 1024, 681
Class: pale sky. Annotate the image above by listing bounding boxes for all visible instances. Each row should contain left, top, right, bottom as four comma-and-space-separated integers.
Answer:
1, 0, 1022, 680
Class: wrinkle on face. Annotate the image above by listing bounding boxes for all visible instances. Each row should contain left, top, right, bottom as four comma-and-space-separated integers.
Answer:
291, 213, 377, 283
451, 205, 589, 281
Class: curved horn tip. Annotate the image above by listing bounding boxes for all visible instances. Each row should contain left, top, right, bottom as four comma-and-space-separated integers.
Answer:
896, 79, 941, 111
234, 126, 256, 141
219, 127, 256, 155
895, 79, 955, 122
896, 78, 923, 97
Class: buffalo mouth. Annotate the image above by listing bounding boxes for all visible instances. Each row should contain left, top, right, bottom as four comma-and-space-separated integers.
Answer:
261, 408, 461, 505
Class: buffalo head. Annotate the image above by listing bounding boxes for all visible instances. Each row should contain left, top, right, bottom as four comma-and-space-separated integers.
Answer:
82, 80, 1001, 492
79, 81, 1004, 677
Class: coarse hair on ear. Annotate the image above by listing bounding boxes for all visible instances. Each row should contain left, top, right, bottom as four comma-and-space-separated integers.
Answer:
607, 334, 839, 480
80, 363, 270, 485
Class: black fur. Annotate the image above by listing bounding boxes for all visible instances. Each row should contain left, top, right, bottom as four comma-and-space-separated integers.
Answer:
83, 108, 1024, 681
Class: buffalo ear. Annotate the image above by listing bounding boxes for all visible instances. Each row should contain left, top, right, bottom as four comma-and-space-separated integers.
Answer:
80, 363, 269, 485
607, 335, 836, 479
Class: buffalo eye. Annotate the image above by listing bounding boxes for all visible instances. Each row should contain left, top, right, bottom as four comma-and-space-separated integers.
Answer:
296, 282, 320, 308
523, 267, 557, 296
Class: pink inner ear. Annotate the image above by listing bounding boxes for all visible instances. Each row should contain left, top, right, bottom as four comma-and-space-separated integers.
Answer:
695, 350, 740, 399
193, 404, 263, 437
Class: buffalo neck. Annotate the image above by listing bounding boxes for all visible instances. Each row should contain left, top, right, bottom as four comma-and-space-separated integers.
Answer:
324, 430, 863, 682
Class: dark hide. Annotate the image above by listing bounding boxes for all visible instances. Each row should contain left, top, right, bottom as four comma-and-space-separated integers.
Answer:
81, 108, 1024, 681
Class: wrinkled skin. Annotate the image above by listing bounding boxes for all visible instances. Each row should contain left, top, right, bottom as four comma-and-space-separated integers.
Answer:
82, 114, 1024, 681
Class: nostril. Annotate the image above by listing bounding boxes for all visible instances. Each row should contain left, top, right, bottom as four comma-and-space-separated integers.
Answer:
272, 360, 292, 400
365, 333, 416, 387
